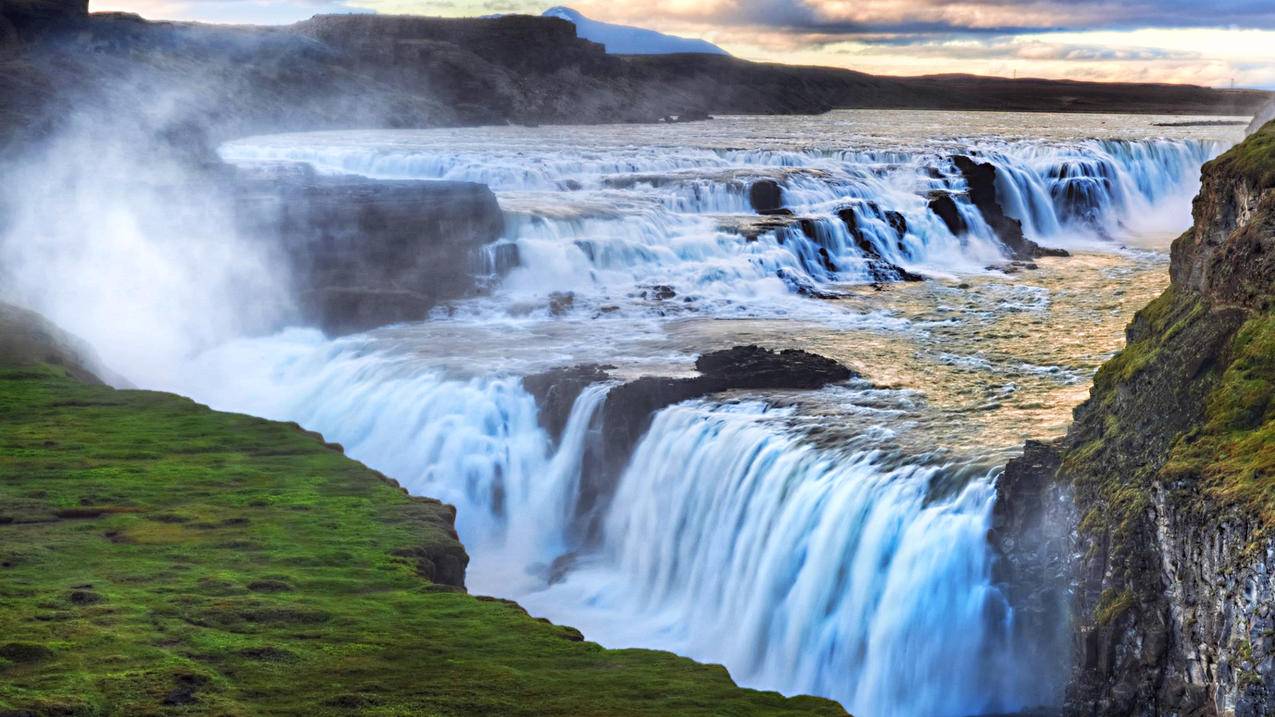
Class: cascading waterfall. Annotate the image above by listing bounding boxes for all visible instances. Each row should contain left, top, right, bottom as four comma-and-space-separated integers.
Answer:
177, 333, 1051, 717
180, 113, 1242, 716
223, 126, 1221, 319
520, 401, 1044, 717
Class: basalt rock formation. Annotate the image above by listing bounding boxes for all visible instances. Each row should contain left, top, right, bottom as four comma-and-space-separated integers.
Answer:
952, 155, 1070, 260
996, 122, 1275, 716
233, 163, 507, 335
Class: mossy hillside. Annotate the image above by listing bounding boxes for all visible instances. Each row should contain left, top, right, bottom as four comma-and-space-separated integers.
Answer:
0, 364, 847, 716
1164, 308, 1275, 524
1207, 120, 1275, 190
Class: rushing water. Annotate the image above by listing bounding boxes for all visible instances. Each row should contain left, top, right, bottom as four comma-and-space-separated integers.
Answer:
167, 111, 1246, 716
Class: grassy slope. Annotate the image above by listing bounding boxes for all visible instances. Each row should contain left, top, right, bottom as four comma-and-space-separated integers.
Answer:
0, 364, 845, 717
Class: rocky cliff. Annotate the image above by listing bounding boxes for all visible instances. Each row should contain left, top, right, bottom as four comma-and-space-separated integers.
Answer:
233, 163, 508, 334
996, 122, 1275, 716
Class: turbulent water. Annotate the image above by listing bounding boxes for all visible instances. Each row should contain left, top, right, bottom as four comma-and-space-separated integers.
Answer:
170, 111, 1245, 716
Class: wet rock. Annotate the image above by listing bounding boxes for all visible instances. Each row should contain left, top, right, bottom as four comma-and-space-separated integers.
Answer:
646, 285, 677, 301
749, 179, 790, 215
991, 440, 1075, 705
575, 346, 854, 539
928, 192, 968, 236
951, 155, 1069, 260
234, 163, 507, 335
884, 210, 908, 242
547, 291, 575, 316
522, 364, 614, 443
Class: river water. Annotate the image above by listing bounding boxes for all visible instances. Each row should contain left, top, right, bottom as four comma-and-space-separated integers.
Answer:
169, 110, 1243, 716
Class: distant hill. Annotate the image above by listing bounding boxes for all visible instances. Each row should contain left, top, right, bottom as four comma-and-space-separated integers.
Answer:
1, 11, 1270, 154
543, 6, 728, 56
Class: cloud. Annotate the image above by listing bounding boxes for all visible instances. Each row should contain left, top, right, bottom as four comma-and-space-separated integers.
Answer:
580, 0, 1275, 34
88, 0, 1275, 89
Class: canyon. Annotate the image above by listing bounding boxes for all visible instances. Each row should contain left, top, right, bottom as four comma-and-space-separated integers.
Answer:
1, 2, 1274, 716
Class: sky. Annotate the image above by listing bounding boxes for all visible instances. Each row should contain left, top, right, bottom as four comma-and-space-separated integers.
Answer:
88, 0, 1275, 88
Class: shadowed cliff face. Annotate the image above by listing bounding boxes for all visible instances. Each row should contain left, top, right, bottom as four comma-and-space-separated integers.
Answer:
996, 123, 1275, 716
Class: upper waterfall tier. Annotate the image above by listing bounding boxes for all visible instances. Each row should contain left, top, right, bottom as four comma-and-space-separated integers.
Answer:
222, 112, 1231, 324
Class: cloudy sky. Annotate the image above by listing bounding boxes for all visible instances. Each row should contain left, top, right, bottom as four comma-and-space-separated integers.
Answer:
90, 0, 1275, 88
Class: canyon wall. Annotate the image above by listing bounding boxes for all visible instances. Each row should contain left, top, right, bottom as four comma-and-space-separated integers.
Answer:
997, 122, 1275, 716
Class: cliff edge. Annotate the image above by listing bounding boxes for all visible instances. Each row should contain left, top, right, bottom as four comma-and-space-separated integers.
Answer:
996, 122, 1275, 716
0, 308, 847, 716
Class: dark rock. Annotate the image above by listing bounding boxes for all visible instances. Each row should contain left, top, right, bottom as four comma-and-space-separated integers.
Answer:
647, 285, 677, 301
928, 192, 968, 236
522, 364, 613, 443
233, 163, 507, 335
749, 179, 785, 215
990, 440, 1074, 706
547, 291, 575, 316
951, 155, 1069, 260
884, 210, 908, 242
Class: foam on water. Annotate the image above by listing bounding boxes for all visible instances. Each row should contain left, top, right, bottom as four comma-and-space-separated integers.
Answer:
224, 118, 1221, 320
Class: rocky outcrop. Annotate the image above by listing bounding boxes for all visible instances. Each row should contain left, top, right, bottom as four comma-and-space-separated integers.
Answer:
529, 346, 854, 540
750, 180, 791, 216
996, 121, 1275, 716
952, 155, 1069, 260
233, 163, 507, 335
990, 440, 1076, 707
522, 364, 613, 443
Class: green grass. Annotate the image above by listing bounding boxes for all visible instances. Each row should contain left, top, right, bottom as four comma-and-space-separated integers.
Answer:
1205, 119, 1275, 190
0, 364, 846, 717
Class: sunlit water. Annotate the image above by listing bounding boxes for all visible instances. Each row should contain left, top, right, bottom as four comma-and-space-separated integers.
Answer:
166, 111, 1243, 716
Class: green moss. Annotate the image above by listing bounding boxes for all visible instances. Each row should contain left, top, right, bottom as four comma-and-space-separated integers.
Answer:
0, 364, 845, 716
1095, 588, 1136, 626
1164, 308, 1275, 524
1206, 120, 1275, 190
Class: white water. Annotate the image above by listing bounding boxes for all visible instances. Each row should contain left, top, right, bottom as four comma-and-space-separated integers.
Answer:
222, 113, 1223, 322
167, 112, 1246, 715
525, 402, 1027, 717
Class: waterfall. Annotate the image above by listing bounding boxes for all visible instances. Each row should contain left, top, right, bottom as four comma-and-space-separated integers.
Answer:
223, 128, 1222, 319
520, 401, 1048, 717
183, 114, 1233, 715
174, 332, 1054, 716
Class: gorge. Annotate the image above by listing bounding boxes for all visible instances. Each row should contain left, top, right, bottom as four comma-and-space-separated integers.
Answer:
2, 3, 1275, 716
